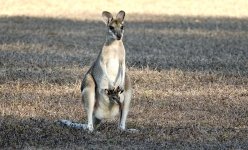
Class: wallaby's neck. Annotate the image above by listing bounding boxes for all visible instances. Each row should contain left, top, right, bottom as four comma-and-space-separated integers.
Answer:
105, 37, 123, 47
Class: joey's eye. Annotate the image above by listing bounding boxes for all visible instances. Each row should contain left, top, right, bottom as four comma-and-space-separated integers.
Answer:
109, 26, 114, 30
120, 26, 124, 30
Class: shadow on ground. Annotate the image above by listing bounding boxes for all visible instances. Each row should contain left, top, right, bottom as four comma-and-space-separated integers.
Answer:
1, 115, 247, 149
0, 15, 248, 75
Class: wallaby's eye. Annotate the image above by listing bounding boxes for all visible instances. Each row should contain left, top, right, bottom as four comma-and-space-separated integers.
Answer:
120, 26, 124, 30
109, 26, 114, 30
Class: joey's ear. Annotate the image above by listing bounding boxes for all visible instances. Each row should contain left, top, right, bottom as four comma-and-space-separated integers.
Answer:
120, 89, 124, 94
116, 86, 124, 94
104, 89, 109, 95
102, 11, 113, 25
116, 10, 125, 22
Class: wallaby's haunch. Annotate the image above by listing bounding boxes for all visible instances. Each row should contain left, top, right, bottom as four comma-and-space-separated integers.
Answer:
60, 11, 137, 132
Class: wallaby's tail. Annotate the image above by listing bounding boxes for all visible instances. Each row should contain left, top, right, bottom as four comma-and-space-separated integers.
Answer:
58, 120, 87, 129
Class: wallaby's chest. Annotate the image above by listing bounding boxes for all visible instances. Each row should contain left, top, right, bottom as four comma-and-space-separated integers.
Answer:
102, 44, 124, 82
106, 58, 119, 80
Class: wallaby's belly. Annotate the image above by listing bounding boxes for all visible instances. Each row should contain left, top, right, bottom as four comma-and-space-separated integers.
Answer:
106, 58, 119, 83
94, 103, 119, 119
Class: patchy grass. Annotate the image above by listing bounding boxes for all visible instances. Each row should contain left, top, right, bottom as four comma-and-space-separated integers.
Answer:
1, 0, 248, 149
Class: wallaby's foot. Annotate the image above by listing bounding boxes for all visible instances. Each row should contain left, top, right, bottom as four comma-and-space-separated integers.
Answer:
87, 123, 94, 132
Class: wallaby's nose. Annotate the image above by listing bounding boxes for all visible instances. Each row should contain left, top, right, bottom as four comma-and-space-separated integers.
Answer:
116, 34, 122, 40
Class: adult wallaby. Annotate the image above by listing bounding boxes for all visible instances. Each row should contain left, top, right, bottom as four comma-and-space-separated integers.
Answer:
60, 10, 135, 132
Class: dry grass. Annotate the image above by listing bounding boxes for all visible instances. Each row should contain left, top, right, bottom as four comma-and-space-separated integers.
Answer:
1, 0, 248, 149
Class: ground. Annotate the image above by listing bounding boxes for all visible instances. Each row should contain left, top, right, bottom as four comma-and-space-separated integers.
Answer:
0, 0, 248, 149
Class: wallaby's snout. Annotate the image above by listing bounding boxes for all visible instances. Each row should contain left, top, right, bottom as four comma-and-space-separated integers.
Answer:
116, 32, 122, 40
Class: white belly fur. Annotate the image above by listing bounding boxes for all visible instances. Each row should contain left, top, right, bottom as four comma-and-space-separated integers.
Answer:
106, 58, 119, 83
94, 94, 124, 120
94, 103, 120, 119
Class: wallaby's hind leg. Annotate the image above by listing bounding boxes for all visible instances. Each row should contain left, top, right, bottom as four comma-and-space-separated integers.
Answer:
119, 73, 131, 130
82, 74, 96, 132
119, 73, 139, 133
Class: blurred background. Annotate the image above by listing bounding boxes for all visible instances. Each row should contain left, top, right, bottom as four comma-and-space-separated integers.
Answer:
1, 0, 248, 19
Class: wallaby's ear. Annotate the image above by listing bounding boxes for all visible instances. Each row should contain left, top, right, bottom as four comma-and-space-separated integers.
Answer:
116, 10, 125, 22
102, 11, 113, 25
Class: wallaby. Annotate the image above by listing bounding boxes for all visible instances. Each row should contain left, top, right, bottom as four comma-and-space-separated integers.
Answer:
60, 10, 136, 132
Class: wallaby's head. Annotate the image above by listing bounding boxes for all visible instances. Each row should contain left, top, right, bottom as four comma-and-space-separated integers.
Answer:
102, 10, 125, 40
